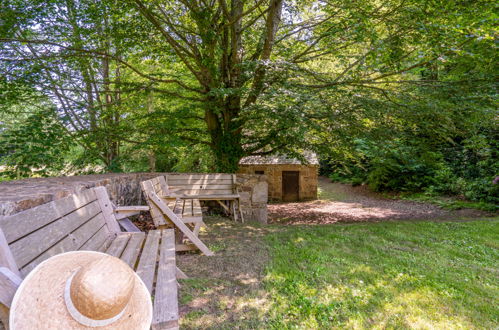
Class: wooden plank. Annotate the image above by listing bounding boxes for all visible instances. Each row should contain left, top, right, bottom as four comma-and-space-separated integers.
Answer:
176, 266, 188, 280
181, 217, 203, 224
168, 193, 239, 199
10, 201, 103, 268
231, 200, 238, 221
183, 199, 193, 217
20, 215, 109, 276
105, 234, 131, 258
114, 210, 141, 220
170, 189, 234, 195
167, 178, 234, 185
118, 218, 141, 232
136, 230, 161, 293
232, 174, 238, 195
0, 228, 19, 277
173, 199, 183, 218
0, 267, 21, 308
119, 232, 146, 268
96, 234, 116, 253
0, 188, 97, 244
157, 176, 170, 195
216, 200, 231, 213
237, 199, 244, 223
141, 180, 168, 227
168, 184, 234, 190
114, 205, 150, 212
82, 226, 114, 252
166, 173, 233, 180
114, 205, 150, 219
94, 186, 121, 234
193, 222, 201, 236
192, 199, 202, 216
152, 229, 178, 329
148, 192, 214, 256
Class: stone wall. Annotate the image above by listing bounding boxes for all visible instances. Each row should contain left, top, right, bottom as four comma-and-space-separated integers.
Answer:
0, 173, 268, 223
238, 164, 318, 201
236, 174, 268, 223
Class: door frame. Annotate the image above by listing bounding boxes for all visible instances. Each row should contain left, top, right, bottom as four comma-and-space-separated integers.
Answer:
281, 170, 300, 202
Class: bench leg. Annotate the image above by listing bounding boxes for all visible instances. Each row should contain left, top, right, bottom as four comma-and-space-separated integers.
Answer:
237, 199, 244, 223
193, 222, 201, 236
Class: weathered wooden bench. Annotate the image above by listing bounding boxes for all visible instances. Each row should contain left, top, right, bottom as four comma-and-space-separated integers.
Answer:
141, 177, 214, 256
165, 173, 244, 221
0, 187, 182, 330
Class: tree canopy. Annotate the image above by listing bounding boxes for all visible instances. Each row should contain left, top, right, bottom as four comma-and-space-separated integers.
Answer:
0, 0, 497, 200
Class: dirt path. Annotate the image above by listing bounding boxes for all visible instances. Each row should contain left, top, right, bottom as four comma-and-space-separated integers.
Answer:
268, 177, 492, 224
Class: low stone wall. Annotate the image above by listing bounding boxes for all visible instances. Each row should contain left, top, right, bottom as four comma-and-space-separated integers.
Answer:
0, 173, 268, 223
236, 174, 268, 223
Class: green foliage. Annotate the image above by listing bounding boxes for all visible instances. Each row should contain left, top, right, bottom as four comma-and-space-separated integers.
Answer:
0, 107, 70, 178
397, 192, 498, 212
0, 0, 497, 181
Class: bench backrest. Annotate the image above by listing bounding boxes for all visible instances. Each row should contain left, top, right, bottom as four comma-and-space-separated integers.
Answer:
0, 187, 120, 277
165, 174, 237, 195
140, 177, 172, 228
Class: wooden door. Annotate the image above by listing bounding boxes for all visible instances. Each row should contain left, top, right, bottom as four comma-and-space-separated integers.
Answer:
282, 171, 299, 202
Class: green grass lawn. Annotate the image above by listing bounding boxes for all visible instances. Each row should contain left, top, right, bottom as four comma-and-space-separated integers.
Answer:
179, 218, 499, 329
264, 220, 498, 329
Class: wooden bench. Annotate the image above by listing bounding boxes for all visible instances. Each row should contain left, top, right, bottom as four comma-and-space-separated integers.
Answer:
141, 177, 214, 256
165, 173, 244, 221
0, 187, 182, 330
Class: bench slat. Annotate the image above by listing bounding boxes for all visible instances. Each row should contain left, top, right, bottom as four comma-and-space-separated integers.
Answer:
106, 234, 131, 258
20, 215, 108, 276
136, 230, 161, 293
10, 200, 103, 268
152, 229, 178, 329
171, 189, 234, 195
173, 200, 183, 218
120, 232, 146, 268
170, 194, 239, 200
167, 178, 233, 185
183, 199, 192, 217
96, 234, 116, 253
1, 188, 97, 244
192, 199, 202, 216
167, 174, 233, 180
168, 184, 233, 190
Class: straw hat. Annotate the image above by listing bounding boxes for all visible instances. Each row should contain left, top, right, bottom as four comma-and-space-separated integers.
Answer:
10, 251, 152, 329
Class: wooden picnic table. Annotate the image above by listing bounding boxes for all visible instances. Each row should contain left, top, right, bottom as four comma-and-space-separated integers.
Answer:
164, 173, 244, 221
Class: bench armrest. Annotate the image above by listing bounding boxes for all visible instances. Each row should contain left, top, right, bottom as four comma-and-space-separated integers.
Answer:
118, 219, 142, 233
0, 267, 22, 308
113, 205, 150, 220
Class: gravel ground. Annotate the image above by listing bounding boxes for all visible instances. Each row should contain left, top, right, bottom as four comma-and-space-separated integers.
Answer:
268, 177, 493, 224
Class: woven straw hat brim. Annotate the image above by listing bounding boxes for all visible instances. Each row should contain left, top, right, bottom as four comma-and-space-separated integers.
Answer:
10, 251, 152, 330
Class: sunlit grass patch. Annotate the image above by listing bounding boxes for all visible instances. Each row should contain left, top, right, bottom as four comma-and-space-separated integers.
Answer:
264, 219, 499, 329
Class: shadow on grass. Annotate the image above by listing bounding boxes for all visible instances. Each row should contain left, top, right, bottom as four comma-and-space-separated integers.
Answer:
176, 217, 276, 329
264, 220, 499, 328
176, 216, 498, 329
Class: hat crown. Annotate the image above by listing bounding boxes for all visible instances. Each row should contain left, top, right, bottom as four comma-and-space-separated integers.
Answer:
69, 256, 135, 321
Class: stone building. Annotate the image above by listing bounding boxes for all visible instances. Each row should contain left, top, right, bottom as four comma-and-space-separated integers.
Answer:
238, 152, 319, 202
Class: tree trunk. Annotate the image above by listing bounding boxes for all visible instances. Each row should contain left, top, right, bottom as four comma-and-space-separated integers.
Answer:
210, 131, 244, 173
205, 99, 244, 173
147, 90, 156, 172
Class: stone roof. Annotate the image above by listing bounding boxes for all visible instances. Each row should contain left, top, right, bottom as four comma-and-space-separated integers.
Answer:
239, 151, 319, 166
